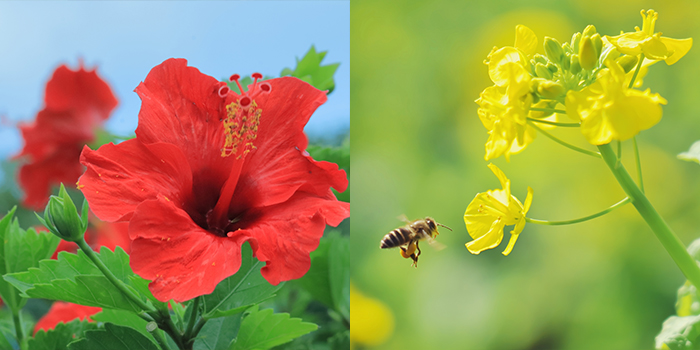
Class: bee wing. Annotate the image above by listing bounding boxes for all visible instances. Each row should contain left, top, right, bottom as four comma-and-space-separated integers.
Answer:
426, 235, 446, 251
397, 214, 411, 224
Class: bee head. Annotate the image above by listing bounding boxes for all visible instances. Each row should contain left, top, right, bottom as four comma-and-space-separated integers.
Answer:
425, 217, 437, 232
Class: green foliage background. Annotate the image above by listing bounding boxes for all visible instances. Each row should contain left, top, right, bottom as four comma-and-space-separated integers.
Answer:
350, 0, 700, 349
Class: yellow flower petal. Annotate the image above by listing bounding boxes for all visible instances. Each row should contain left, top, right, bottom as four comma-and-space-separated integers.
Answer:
514, 25, 538, 57
465, 218, 506, 254
660, 37, 693, 65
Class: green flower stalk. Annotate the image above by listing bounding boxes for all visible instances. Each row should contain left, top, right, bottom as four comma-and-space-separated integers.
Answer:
36, 183, 88, 242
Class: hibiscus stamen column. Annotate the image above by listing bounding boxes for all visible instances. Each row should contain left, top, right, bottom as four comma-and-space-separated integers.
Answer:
206, 79, 264, 234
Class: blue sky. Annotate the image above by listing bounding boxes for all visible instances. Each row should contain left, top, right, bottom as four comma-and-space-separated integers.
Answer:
0, 1, 349, 158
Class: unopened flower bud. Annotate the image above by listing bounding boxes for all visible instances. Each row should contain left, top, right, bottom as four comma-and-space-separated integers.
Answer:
530, 77, 546, 93
537, 80, 566, 99
562, 42, 572, 54
616, 55, 639, 73
560, 53, 571, 71
570, 54, 582, 74
578, 36, 598, 70
546, 61, 558, 73
544, 37, 564, 65
571, 32, 581, 52
37, 183, 88, 242
591, 33, 603, 58
582, 24, 597, 39
534, 63, 553, 80
532, 54, 547, 65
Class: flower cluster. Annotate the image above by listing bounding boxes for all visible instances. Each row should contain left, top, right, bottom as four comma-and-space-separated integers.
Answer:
466, 9, 691, 255
78, 59, 350, 302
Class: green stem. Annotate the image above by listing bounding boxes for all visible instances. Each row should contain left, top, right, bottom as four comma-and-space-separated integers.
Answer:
598, 143, 700, 288
183, 297, 200, 340
529, 107, 568, 114
628, 54, 645, 89
76, 239, 153, 312
529, 122, 601, 158
12, 309, 24, 350
151, 329, 173, 350
633, 136, 644, 193
526, 117, 580, 127
526, 197, 630, 225
189, 318, 208, 345
76, 239, 186, 348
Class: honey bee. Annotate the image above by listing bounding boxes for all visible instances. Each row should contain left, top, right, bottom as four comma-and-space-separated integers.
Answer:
379, 216, 451, 267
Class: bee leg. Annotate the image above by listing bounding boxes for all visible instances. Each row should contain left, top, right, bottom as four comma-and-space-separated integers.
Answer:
400, 242, 416, 259
410, 253, 418, 267
415, 241, 422, 258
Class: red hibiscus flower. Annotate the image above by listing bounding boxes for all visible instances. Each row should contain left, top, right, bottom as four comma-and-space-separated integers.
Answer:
78, 59, 349, 302
33, 301, 101, 334
15, 64, 118, 210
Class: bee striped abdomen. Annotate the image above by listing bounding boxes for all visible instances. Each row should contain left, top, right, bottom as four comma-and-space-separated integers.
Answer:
380, 227, 413, 249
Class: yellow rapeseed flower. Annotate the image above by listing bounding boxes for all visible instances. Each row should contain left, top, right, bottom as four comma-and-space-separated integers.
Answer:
464, 164, 533, 256
477, 25, 539, 161
565, 59, 667, 145
606, 9, 692, 65
476, 62, 536, 161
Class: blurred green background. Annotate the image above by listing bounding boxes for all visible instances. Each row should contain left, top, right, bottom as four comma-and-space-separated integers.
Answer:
350, 0, 700, 349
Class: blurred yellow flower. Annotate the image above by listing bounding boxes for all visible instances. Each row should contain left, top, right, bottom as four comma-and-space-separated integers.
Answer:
565, 59, 667, 145
350, 283, 395, 348
464, 163, 533, 256
605, 9, 692, 65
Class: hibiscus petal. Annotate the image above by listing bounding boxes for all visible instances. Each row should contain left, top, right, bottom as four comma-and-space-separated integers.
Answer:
79, 140, 193, 222
44, 65, 118, 120
134, 58, 235, 189
229, 78, 338, 210
129, 198, 247, 302
233, 192, 350, 285
34, 301, 101, 334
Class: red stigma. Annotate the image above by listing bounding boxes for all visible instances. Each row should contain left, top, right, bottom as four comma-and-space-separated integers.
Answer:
252, 73, 262, 80
229, 74, 240, 81
239, 96, 251, 107
260, 83, 271, 93
218, 85, 230, 97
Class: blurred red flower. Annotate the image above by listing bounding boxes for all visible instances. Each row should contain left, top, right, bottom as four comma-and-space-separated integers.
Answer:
15, 64, 117, 210
78, 59, 349, 302
33, 301, 101, 334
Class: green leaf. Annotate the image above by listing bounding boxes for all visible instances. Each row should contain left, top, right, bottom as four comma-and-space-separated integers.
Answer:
656, 315, 700, 349
89, 309, 155, 345
194, 314, 243, 350
4, 247, 148, 312
679, 141, 700, 164
230, 306, 317, 350
281, 46, 340, 93
201, 243, 283, 319
0, 207, 60, 310
297, 233, 349, 320
28, 319, 97, 350
328, 235, 350, 321
67, 323, 159, 350
297, 235, 334, 308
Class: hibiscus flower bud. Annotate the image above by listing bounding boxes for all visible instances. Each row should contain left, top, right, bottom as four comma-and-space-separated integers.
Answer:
544, 37, 564, 65
38, 183, 88, 242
